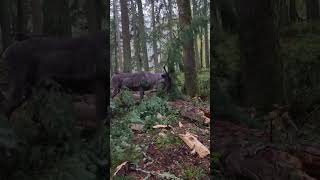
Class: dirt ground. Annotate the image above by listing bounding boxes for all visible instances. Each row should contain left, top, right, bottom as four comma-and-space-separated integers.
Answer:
112, 99, 211, 179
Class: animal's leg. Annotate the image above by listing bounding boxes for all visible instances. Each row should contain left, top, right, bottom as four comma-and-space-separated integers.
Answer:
112, 86, 120, 98
139, 87, 145, 101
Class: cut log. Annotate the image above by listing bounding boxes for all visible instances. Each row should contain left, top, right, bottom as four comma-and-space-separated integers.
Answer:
178, 132, 210, 158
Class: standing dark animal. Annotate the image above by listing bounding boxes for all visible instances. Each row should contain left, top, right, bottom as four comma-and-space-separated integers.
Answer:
111, 68, 171, 99
0, 32, 108, 121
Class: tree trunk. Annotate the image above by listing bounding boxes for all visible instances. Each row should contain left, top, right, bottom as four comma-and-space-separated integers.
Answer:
237, 0, 284, 110
86, 0, 104, 33
204, 0, 209, 68
200, 32, 203, 68
43, 0, 71, 37
130, 0, 142, 72
289, 0, 299, 22
113, 17, 118, 73
136, 0, 149, 71
305, 0, 320, 21
113, 0, 123, 72
0, 0, 12, 51
192, 0, 200, 69
16, 0, 29, 33
177, 0, 198, 97
119, 0, 132, 72
31, 0, 42, 33
279, 0, 290, 26
151, 0, 159, 72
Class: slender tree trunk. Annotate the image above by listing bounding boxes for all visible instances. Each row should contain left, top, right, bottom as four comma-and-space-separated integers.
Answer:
0, 0, 12, 50
113, 0, 123, 72
113, 17, 118, 73
289, 0, 299, 22
130, 0, 142, 71
151, 0, 159, 72
279, 0, 290, 26
119, 0, 132, 72
192, 0, 200, 69
86, 0, 104, 33
43, 0, 71, 37
200, 32, 203, 68
167, 0, 175, 74
177, 0, 198, 97
305, 0, 320, 21
16, 0, 29, 33
31, 0, 42, 33
136, 0, 149, 71
237, 0, 283, 110
204, 0, 209, 68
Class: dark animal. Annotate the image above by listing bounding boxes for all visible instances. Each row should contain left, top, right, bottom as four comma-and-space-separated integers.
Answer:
0, 32, 108, 120
111, 68, 171, 99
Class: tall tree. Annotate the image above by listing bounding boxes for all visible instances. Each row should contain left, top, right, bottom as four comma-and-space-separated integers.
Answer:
31, 0, 42, 33
237, 0, 284, 110
130, 0, 142, 71
120, 0, 132, 72
43, 0, 71, 37
151, 0, 159, 72
113, 0, 123, 72
305, 0, 319, 21
177, 0, 198, 97
191, 0, 200, 69
136, 0, 149, 71
86, 0, 104, 33
0, 0, 12, 50
203, 0, 209, 68
289, 0, 299, 22
16, 0, 29, 33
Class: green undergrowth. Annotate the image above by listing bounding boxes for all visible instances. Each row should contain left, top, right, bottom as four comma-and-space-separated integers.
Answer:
213, 22, 320, 131
177, 69, 210, 98
0, 87, 106, 180
110, 90, 179, 173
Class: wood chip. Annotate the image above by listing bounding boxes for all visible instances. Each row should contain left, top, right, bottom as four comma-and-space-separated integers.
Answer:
156, 113, 165, 120
178, 121, 183, 128
153, 124, 169, 129
130, 124, 144, 131
179, 132, 210, 158
113, 161, 128, 176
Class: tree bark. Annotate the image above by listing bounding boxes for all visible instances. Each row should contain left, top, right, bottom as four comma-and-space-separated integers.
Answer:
192, 0, 200, 69
289, 0, 299, 22
31, 0, 42, 33
305, 0, 320, 21
113, 0, 123, 72
177, 0, 198, 97
16, 0, 30, 33
136, 0, 149, 71
0, 0, 12, 51
86, 0, 104, 33
200, 32, 203, 68
237, 0, 284, 110
151, 0, 159, 72
119, 0, 132, 72
43, 0, 71, 37
130, 0, 142, 72
204, 0, 209, 68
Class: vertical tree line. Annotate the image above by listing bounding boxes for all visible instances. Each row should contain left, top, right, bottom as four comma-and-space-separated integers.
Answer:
111, 0, 210, 97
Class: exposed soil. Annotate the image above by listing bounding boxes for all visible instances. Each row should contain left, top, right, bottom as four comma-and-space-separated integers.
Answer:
113, 99, 211, 179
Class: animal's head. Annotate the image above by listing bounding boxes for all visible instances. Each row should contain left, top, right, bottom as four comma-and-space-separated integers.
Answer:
160, 66, 172, 92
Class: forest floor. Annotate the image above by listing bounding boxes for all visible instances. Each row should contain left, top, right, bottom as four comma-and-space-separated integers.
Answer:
111, 93, 210, 179
213, 116, 320, 180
